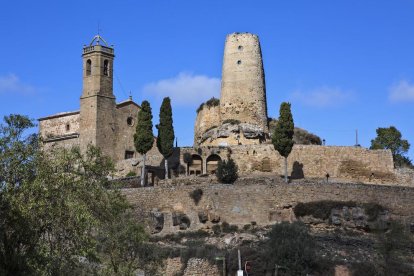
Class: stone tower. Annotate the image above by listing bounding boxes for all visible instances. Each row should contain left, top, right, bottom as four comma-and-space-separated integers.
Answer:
220, 33, 268, 133
80, 35, 116, 157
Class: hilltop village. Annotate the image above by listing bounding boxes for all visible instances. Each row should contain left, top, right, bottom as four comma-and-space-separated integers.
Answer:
36, 33, 414, 275
39, 33, 399, 184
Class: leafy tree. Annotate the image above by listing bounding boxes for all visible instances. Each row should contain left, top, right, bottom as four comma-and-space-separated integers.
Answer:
370, 126, 412, 168
134, 101, 154, 186
264, 221, 316, 276
216, 158, 238, 184
272, 102, 294, 182
0, 115, 149, 275
156, 97, 175, 180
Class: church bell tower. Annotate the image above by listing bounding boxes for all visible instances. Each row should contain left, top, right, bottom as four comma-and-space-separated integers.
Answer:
80, 35, 116, 157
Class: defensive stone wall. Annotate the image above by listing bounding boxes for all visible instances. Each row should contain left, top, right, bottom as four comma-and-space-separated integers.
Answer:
123, 178, 414, 233
181, 145, 394, 183
194, 104, 220, 145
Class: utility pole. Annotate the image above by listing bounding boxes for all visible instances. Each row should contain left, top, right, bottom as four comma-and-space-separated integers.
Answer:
237, 250, 243, 276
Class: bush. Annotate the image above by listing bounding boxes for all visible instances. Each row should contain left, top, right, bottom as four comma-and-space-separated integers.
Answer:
264, 221, 316, 275
189, 189, 203, 205
221, 222, 238, 233
293, 201, 387, 222
196, 97, 220, 113
216, 158, 238, 184
126, 171, 136, 177
294, 201, 357, 220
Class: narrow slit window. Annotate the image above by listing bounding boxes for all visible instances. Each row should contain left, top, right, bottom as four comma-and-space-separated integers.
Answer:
86, 59, 92, 76
103, 60, 109, 76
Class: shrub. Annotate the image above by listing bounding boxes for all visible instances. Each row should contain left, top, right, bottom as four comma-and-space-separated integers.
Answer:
196, 97, 220, 113
216, 158, 238, 184
212, 224, 221, 235
263, 221, 316, 275
294, 201, 387, 222
189, 189, 203, 205
125, 171, 136, 177
221, 222, 239, 233
294, 201, 357, 220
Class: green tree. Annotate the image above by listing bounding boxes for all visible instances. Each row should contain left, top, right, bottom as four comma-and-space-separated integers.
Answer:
156, 97, 175, 180
134, 101, 154, 186
264, 221, 315, 276
0, 115, 149, 275
272, 102, 294, 183
216, 158, 238, 184
370, 126, 411, 168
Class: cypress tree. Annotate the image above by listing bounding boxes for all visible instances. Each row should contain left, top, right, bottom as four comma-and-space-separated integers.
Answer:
156, 97, 175, 179
272, 102, 294, 183
134, 100, 154, 186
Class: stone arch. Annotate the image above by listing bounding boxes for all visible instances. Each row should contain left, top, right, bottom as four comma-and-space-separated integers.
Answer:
189, 154, 202, 175
206, 154, 221, 175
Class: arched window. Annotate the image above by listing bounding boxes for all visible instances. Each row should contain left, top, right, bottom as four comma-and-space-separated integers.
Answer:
86, 59, 92, 76
103, 60, 109, 76
206, 154, 221, 174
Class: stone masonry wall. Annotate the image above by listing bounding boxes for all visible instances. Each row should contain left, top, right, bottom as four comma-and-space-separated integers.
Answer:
220, 33, 268, 134
123, 179, 414, 233
194, 104, 220, 145
179, 145, 394, 182
39, 112, 80, 139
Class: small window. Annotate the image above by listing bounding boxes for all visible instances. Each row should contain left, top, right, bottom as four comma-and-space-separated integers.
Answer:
127, 117, 134, 126
238, 45, 243, 51
237, 60, 242, 65
86, 59, 92, 76
125, 151, 134, 159
103, 60, 109, 76
65, 124, 70, 131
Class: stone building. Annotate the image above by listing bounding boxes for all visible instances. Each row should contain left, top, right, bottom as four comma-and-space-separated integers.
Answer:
194, 33, 269, 147
39, 33, 395, 182
39, 35, 142, 163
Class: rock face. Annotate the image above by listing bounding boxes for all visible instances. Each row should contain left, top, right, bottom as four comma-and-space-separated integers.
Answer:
194, 33, 269, 147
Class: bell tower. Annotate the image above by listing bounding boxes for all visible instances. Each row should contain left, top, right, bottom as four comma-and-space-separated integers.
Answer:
80, 35, 116, 157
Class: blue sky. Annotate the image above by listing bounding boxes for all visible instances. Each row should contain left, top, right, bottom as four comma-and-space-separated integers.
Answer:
1, 0, 413, 160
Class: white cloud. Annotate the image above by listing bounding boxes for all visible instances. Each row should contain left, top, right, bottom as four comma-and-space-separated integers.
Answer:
389, 80, 414, 103
142, 72, 220, 106
0, 74, 36, 94
290, 86, 353, 107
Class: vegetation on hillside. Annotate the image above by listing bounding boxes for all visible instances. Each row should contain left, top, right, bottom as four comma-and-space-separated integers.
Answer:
0, 115, 152, 275
370, 126, 412, 168
216, 158, 238, 184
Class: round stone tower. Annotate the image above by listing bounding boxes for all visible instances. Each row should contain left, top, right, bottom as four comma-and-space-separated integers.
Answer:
220, 33, 268, 134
